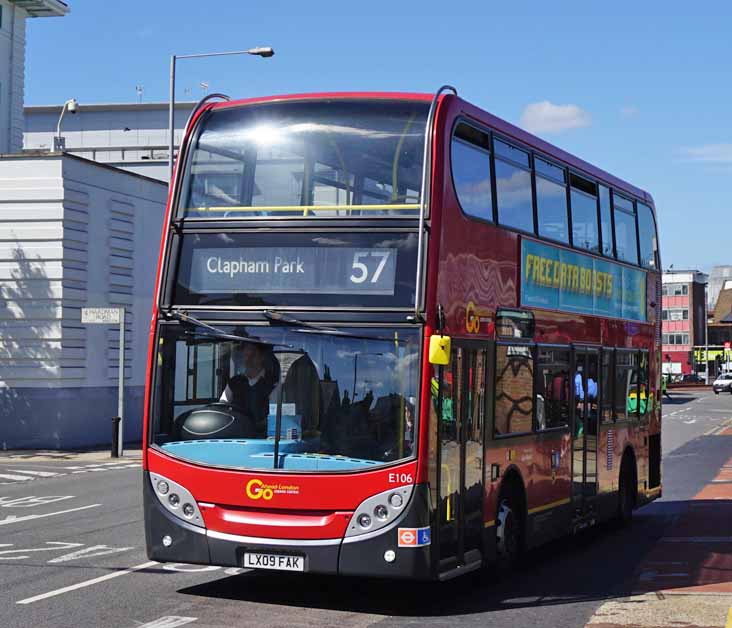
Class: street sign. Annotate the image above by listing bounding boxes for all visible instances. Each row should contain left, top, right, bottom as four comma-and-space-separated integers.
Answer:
81, 307, 125, 457
81, 308, 122, 324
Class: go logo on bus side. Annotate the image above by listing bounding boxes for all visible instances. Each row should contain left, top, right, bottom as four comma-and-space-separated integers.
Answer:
245, 479, 274, 501
465, 301, 480, 334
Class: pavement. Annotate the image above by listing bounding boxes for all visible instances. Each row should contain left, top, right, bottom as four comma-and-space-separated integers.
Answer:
0, 447, 142, 463
0, 391, 731, 628
586, 390, 732, 628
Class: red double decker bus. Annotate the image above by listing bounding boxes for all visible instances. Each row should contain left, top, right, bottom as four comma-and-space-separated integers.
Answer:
143, 87, 661, 580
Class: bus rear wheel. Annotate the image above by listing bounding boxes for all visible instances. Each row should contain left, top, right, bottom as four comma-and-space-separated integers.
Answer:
496, 497, 522, 571
618, 457, 636, 525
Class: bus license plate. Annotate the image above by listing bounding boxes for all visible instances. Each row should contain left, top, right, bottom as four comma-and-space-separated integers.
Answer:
243, 552, 305, 572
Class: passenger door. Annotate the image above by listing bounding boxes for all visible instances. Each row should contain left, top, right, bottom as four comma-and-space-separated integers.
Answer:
571, 347, 599, 516
435, 342, 489, 575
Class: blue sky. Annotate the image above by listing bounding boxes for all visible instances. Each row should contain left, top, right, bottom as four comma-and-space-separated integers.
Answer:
25, 1, 732, 271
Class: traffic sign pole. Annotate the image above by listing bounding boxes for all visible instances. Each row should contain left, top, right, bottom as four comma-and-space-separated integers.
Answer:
81, 307, 125, 458
117, 308, 125, 458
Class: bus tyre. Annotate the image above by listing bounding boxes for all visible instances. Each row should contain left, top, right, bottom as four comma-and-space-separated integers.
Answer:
618, 457, 636, 525
496, 497, 522, 572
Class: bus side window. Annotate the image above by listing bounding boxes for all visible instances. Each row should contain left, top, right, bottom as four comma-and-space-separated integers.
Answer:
639, 351, 650, 419
569, 174, 599, 253
495, 345, 534, 436
536, 347, 570, 430
637, 202, 658, 269
615, 351, 640, 421
601, 349, 614, 423
451, 122, 493, 223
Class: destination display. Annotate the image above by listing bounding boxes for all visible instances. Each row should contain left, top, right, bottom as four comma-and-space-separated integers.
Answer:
187, 246, 397, 295
521, 239, 647, 322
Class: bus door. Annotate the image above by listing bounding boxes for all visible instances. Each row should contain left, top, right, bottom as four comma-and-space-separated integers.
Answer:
571, 347, 599, 516
435, 342, 489, 576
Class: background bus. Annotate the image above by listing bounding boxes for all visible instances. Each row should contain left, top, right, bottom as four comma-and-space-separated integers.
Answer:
143, 88, 661, 580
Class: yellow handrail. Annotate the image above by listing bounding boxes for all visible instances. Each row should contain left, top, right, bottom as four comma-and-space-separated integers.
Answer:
183, 204, 420, 213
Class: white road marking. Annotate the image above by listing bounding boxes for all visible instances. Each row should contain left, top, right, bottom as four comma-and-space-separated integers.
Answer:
162, 563, 221, 573
0, 542, 83, 560
136, 617, 197, 628
47, 544, 133, 563
0, 496, 73, 508
13, 470, 61, 477
0, 503, 100, 526
0, 473, 33, 481
16, 560, 159, 605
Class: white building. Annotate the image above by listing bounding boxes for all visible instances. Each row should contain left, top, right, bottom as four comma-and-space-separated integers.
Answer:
0, 1, 174, 449
0, 153, 166, 448
0, 0, 68, 153
24, 101, 195, 181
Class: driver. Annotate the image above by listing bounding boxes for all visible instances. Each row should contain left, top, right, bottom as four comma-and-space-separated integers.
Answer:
220, 342, 279, 437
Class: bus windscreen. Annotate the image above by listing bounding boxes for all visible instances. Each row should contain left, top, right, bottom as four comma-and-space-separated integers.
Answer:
150, 325, 420, 472
179, 99, 428, 218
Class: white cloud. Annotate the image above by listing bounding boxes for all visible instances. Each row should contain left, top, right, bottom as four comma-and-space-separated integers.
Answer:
620, 105, 639, 118
680, 144, 732, 163
519, 101, 591, 134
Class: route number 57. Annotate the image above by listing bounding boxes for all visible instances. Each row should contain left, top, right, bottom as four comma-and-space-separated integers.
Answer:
350, 251, 391, 284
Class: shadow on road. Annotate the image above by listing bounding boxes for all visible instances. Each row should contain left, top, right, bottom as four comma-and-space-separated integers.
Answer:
662, 393, 697, 406
178, 505, 679, 618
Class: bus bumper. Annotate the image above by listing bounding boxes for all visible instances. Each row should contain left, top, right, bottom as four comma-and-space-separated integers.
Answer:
144, 472, 432, 579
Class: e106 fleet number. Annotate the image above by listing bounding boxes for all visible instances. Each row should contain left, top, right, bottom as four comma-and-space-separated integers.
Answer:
388, 473, 413, 484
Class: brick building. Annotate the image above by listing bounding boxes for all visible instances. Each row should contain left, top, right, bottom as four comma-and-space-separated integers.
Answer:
661, 270, 707, 376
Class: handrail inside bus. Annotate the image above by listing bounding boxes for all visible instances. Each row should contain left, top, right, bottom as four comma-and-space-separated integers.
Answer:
183, 204, 420, 214
415, 85, 457, 322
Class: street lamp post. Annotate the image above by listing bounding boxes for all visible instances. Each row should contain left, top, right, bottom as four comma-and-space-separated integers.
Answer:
53, 98, 79, 152
168, 46, 274, 184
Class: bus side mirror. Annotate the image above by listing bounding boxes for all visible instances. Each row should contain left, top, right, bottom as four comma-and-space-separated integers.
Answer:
429, 335, 451, 365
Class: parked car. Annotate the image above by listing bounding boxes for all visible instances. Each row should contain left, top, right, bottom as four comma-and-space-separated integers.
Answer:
713, 373, 732, 394
681, 374, 704, 384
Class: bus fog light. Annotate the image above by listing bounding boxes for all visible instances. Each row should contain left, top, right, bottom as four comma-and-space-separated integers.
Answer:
374, 504, 389, 520
358, 514, 372, 529
384, 550, 396, 563
157, 480, 169, 495
168, 493, 180, 508
388, 493, 403, 508
162, 535, 172, 547
182, 503, 195, 518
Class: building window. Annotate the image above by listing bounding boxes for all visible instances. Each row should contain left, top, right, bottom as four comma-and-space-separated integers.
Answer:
535, 158, 569, 243
663, 333, 690, 346
663, 283, 688, 297
494, 139, 533, 234
663, 308, 689, 321
495, 345, 534, 436
451, 123, 493, 222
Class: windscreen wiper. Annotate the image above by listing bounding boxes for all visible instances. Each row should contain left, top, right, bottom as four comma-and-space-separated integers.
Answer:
262, 309, 345, 333
262, 310, 407, 343
163, 309, 282, 346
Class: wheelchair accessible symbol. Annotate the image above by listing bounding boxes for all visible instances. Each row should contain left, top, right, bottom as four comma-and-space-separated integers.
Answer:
398, 526, 431, 547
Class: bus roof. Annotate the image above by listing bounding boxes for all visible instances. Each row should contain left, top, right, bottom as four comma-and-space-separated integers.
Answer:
209, 91, 653, 206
